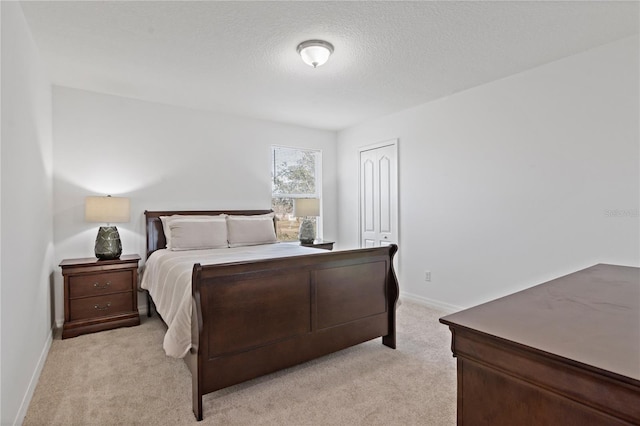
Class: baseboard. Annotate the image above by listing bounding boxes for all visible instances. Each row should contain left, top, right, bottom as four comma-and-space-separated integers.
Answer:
399, 291, 464, 314
14, 325, 53, 426
138, 302, 149, 317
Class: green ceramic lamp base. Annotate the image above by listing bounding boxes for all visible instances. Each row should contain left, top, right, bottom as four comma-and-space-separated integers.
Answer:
298, 219, 316, 244
95, 226, 122, 260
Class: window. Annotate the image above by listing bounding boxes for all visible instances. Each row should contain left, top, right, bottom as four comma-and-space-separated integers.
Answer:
271, 145, 321, 241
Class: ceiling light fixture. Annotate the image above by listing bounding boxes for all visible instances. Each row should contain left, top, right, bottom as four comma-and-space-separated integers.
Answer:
296, 40, 334, 68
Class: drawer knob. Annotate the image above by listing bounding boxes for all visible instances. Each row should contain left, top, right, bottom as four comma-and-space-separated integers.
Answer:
94, 302, 111, 311
93, 281, 111, 290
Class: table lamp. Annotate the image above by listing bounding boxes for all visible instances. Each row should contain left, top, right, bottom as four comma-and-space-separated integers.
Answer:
85, 195, 130, 260
293, 198, 320, 244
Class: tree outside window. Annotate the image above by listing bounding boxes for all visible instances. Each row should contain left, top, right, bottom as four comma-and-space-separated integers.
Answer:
271, 146, 321, 241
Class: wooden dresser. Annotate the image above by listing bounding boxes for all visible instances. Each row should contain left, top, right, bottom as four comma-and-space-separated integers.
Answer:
440, 264, 640, 425
60, 254, 140, 339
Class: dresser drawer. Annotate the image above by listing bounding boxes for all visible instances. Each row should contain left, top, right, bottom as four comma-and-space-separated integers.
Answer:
69, 292, 134, 321
69, 270, 132, 298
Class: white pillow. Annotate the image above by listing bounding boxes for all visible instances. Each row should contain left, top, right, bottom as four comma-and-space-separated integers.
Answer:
227, 213, 277, 247
160, 215, 225, 249
169, 217, 228, 251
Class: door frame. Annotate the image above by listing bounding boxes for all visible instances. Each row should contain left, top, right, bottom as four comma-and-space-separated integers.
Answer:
358, 139, 399, 250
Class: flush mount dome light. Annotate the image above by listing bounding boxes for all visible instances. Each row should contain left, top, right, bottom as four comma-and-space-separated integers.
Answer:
297, 40, 334, 68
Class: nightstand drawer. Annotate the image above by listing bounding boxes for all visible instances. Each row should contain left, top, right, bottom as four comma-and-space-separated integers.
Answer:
69, 270, 132, 298
69, 292, 134, 321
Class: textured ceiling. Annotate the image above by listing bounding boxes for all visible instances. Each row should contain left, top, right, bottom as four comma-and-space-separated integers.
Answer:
20, 1, 639, 131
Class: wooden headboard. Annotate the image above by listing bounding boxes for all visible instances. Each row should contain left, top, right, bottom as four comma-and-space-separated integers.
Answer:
144, 210, 274, 259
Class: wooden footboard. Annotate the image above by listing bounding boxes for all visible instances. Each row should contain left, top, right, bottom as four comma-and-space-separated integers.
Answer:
188, 244, 398, 420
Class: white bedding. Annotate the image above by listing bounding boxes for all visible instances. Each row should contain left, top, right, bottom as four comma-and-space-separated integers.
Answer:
141, 243, 324, 358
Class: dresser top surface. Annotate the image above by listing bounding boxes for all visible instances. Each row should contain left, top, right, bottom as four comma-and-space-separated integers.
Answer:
440, 264, 640, 381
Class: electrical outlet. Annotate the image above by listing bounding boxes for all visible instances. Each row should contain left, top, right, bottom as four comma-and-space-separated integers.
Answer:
424, 271, 431, 282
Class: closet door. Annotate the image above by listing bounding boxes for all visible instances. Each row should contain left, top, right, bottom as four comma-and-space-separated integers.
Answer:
360, 140, 398, 248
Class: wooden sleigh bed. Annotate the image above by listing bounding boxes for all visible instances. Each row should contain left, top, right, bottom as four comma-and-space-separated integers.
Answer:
143, 210, 399, 420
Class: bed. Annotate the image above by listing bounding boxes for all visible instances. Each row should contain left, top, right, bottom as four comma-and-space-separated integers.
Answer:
142, 210, 399, 420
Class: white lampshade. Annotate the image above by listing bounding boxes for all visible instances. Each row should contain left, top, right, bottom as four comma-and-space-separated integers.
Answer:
294, 198, 320, 217
85, 196, 130, 223
297, 40, 334, 68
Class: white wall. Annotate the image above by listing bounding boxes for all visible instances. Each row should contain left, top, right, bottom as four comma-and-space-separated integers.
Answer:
337, 36, 640, 311
52, 87, 337, 323
1, 4, 3, 421
1, 2, 55, 425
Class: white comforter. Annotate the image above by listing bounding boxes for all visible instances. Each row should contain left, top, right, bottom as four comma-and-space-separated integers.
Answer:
141, 243, 323, 358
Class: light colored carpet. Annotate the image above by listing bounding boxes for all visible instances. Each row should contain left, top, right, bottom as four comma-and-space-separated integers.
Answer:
23, 301, 456, 425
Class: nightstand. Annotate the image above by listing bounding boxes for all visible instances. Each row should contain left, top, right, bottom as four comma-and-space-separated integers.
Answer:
60, 254, 140, 339
300, 239, 334, 251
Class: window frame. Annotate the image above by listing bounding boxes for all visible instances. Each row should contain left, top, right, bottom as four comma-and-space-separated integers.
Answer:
271, 145, 323, 241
